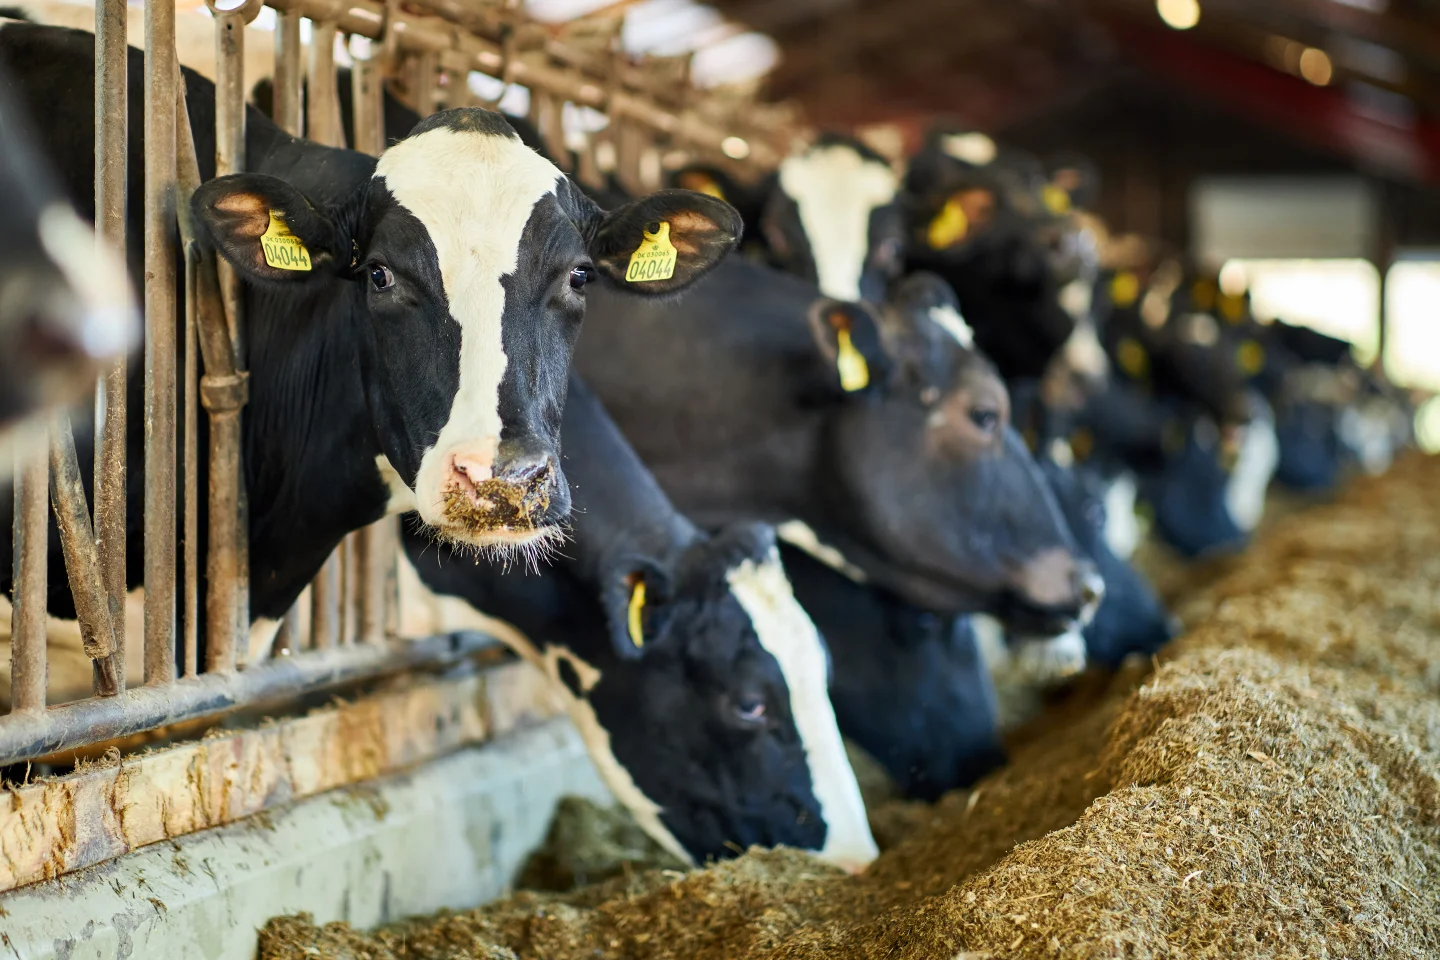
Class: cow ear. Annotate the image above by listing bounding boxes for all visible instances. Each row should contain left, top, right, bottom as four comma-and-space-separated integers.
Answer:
807, 300, 891, 397
587, 189, 741, 296
192, 173, 347, 283
600, 561, 669, 660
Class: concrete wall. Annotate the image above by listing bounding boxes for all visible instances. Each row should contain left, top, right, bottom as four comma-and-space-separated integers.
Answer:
0, 719, 606, 960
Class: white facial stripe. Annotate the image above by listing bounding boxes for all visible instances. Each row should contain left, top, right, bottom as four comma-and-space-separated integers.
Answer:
393, 546, 694, 866
778, 145, 898, 303
726, 549, 878, 872
1225, 414, 1279, 533
1062, 318, 1108, 379
1103, 472, 1142, 561
927, 303, 974, 349
1012, 628, 1087, 684
377, 126, 564, 523
941, 132, 997, 166
775, 520, 868, 583
36, 203, 138, 358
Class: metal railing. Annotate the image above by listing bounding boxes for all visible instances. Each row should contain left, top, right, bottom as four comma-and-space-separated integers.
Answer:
2, 0, 789, 768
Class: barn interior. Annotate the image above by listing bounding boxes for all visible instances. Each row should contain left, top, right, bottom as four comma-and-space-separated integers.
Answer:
0, 0, 1438, 958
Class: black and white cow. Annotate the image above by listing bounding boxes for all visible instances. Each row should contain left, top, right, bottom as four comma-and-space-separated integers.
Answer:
399, 376, 877, 869
0, 48, 136, 463
575, 263, 1103, 637
0, 24, 738, 657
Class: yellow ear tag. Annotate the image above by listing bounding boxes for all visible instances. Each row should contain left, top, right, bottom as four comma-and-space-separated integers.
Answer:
260, 211, 312, 272
1219, 293, 1246, 323
835, 326, 870, 392
1110, 270, 1140, 308
1042, 182, 1072, 215
927, 196, 969, 250
693, 177, 726, 201
1237, 339, 1266, 376
1117, 336, 1149, 380
626, 221, 678, 283
626, 579, 646, 648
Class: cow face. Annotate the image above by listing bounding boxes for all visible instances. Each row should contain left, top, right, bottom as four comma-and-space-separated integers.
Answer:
0, 68, 136, 459
565, 524, 877, 870
194, 108, 740, 556
763, 137, 904, 305
801, 273, 1103, 634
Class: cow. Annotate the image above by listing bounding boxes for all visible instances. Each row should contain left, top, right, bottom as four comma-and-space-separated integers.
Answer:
779, 542, 1007, 801
398, 375, 877, 870
0, 47, 137, 466
0, 23, 738, 660
574, 263, 1103, 638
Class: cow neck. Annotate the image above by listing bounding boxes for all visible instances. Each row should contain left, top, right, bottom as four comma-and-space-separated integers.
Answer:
239, 127, 387, 620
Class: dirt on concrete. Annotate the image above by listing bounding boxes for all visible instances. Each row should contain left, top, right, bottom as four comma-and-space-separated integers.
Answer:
261, 453, 1440, 960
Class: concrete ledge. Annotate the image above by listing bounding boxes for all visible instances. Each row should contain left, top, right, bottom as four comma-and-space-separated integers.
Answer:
0, 718, 606, 960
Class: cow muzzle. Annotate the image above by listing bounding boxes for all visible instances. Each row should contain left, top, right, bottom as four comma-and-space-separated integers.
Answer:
438, 441, 565, 543
1008, 549, 1105, 628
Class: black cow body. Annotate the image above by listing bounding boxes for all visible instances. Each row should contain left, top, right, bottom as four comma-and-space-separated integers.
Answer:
400, 376, 877, 869
0, 24, 738, 660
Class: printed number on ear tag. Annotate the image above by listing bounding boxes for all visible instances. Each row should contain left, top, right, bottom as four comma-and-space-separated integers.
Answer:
626, 221, 678, 283
260, 211, 312, 272
927, 196, 969, 250
835, 326, 870, 392
627, 579, 647, 648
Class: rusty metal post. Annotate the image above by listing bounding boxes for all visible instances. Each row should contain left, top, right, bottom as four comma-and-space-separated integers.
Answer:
273, 11, 304, 137
94, 0, 128, 696
350, 37, 385, 156
306, 19, 341, 148
49, 418, 121, 697
143, 0, 178, 687
10, 441, 48, 714
311, 553, 340, 650
341, 532, 359, 645
183, 247, 199, 678
358, 518, 394, 644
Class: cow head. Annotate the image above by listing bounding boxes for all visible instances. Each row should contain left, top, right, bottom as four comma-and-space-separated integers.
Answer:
194, 108, 740, 557
796, 272, 1104, 635
566, 522, 877, 871
0, 66, 137, 458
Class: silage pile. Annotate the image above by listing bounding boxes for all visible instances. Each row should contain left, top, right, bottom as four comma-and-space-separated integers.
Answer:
262, 454, 1440, 959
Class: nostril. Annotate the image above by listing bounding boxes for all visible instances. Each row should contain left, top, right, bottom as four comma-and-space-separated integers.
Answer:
498, 452, 556, 487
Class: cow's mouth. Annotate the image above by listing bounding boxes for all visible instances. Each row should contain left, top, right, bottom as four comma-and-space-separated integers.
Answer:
438, 467, 563, 557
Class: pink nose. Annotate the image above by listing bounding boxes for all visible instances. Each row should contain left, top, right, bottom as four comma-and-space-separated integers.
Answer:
445, 446, 496, 499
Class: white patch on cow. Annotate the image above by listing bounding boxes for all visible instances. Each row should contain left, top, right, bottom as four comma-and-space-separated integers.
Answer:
393, 546, 694, 866
775, 520, 868, 583
1103, 472, 1142, 560
1061, 317, 1108, 380
971, 613, 1008, 672
1225, 408, 1280, 533
778, 145, 898, 303
1048, 437, 1075, 469
375, 454, 419, 514
927, 303, 974, 349
1176, 312, 1220, 347
940, 132, 997, 166
726, 549, 878, 872
1013, 628, 1088, 684
246, 617, 281, 665
36, 203, 138, 359
1058, 278, 1093, 324
376, 126, 564, 529
1338, 401, 1400, 476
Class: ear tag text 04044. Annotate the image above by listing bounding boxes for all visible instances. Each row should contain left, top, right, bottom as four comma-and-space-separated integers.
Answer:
626, 221, 678, 283
833, 321, 870, 392
627, 578, 647, 648
260, 211, 312, 271
927, 196, 969, 250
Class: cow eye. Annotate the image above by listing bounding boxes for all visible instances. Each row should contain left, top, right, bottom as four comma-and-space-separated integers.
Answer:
969, 407, 1000, 435
733, 694, 767, 724
569, 265, 594, 290
369, 264, 394, 291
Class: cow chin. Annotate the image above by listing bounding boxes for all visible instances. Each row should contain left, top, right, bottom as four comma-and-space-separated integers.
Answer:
426, 516, 568, 568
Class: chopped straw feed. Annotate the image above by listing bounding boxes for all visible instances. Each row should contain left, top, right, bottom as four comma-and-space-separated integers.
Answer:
261, 453, 1440, 959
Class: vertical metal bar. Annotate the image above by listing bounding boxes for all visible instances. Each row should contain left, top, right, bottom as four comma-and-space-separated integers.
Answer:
273, 11, 304, 138
183, 247, 199, 678
11, 443, 48, 714
49, 418, 120, 697
341, 533, 359, 646
413, 51, 439, 118
358, 518, 393, 644
274, 603, 300, 655
310, 552, 340, 650
144, 0, 178, 687
94, 0, 128, 696
306, 20, 340, 148
350, 40, 385, 156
